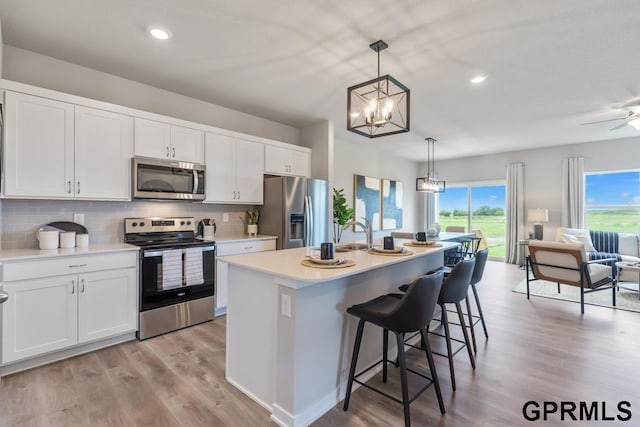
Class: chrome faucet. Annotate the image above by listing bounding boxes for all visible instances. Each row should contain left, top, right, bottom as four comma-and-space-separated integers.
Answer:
342, 217, 373, 249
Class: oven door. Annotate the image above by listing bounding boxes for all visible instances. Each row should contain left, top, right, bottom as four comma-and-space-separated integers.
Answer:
133, 157, 205, 200
140, 244, 214, 311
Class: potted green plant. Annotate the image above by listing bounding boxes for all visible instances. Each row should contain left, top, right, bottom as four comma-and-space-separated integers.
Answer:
333, 188, 354, 243
247, 209, 259, 236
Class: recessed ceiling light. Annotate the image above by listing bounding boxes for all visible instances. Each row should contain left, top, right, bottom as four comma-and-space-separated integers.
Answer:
470, 75, 487, 84
149, 27, 171, 40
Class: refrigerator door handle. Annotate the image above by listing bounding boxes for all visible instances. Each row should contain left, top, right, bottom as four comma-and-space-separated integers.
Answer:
304, 196, 312, 247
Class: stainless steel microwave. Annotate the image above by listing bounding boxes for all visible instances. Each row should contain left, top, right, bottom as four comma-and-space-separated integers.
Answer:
132, 157, 205, 200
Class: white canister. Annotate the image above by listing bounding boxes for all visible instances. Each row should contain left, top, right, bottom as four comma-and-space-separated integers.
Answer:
203, 225, 215, 241
60, 231, 76, 248
76, 233, 89, 248
38, 230, 59, 250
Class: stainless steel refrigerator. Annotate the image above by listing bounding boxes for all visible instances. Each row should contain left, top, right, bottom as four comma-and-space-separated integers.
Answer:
261, 176, 329, 249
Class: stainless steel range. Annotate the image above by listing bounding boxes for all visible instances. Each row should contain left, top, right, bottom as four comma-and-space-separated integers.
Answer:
125, 217, 215, 340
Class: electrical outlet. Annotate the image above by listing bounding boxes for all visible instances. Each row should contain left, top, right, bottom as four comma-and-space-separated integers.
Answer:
223, 213, 229, 222
73, 213, 85, 225
281, 294, 291, 317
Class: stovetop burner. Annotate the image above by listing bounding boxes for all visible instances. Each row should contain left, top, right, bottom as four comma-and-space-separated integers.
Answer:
124, 217, 213, 249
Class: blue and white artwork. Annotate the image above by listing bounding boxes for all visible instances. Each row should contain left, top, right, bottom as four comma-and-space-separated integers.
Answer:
354, 174, 381, 231
382, 179, 403, 230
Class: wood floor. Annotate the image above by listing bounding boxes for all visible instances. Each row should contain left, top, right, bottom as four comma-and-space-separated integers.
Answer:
2, 261, 639, 426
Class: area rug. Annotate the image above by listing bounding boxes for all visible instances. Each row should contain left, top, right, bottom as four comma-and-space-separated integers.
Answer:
513, 278, 640, 313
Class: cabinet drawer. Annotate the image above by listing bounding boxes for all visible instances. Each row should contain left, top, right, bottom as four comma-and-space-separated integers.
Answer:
1, 252, 138, 282
217, 239, 276, 256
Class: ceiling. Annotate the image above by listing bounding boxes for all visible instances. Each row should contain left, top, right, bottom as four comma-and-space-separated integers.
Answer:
1, 0, 640, 161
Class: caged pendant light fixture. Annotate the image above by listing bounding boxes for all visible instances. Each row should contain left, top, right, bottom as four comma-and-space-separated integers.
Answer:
416, 138, 446, 193
347, 40, 410, 138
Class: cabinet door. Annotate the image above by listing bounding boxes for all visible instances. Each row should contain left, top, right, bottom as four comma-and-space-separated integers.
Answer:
264, 145, 287, 175
171, 126, 204, 163
215, 259, 229, 311
75, 106, 134, 200
235, 139, 264, 204
78, 268, 137, 343
134, 118, 171, 159
4, 91, 74, 198
204, 133, 236, 203
2, 276, 78, 364
286, 149, 310, 177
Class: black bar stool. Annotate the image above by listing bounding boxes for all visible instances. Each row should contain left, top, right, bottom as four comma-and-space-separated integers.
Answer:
343, 272, 446, 427
430, 257, 476, 391
469, 248, 489, 340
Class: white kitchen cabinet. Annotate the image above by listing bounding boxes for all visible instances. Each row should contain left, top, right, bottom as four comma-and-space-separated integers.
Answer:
3, 91, 133, 200
1, 252, 137, 366
3, 91, 74, 198
205, 132, 264, 204
74, 106, 133, 199
134, 118, 204, 163
78, 268, 137, 343
264, 145, 310, 177
1, 276, 78, 364
215, 238, 276, 313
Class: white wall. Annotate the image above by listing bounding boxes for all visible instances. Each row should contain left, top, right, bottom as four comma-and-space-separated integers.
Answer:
427, 135, 640, 240
333, 139, 420, 245
2, 45, 300, 145
300, 120, 333, 182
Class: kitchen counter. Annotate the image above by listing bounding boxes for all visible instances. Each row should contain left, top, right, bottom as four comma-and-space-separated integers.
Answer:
223, 241, 457, 427
222, 243, 457, 288
213, 234, 277, 244
0, 244, 139, 262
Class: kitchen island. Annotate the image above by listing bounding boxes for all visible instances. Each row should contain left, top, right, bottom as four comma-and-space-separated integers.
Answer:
220, 241, 457, 427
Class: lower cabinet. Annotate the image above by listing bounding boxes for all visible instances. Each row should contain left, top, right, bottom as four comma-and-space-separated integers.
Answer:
1, 252, 137, 365
215, 238, 276, 313
78, 269, 137, 344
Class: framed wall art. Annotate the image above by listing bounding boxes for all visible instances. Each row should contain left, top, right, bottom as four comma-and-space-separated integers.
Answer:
353, 174, 381, 231
381, 179, 403, 230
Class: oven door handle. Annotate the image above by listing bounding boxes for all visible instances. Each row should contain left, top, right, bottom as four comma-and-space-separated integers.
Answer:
143, 246, 215, 257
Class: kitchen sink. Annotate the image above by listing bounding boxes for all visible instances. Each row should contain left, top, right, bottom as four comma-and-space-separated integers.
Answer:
335, 243, 369, 252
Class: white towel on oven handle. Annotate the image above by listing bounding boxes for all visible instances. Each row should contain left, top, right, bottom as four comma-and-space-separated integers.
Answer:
161, 249, 183, 290
185, 247, 204, 286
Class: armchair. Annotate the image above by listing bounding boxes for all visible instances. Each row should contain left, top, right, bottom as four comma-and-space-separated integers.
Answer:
526, 241, 616, 314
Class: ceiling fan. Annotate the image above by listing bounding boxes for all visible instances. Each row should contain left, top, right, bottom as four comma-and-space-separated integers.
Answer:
582, 101, 640, 130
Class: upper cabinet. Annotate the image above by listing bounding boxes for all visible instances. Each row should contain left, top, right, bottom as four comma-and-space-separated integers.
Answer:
134, 118, 204, 164
264, 144, 310, 177
204, 133, 264, 204
3, 91, 133, 200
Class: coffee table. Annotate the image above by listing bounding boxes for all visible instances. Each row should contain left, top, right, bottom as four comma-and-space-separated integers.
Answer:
615, 261, 640, 300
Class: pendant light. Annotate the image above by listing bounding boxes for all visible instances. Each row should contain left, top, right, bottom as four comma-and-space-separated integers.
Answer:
416, 138, 446, 193
347, 40, 410, 138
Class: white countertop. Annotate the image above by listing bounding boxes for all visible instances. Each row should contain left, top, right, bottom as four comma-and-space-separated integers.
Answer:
0, 244, 139, 262
214, 234, 277, 244
220, 242, 458, 284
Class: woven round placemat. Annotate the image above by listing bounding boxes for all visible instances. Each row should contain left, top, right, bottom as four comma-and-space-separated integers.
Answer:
367, 248, 414, 256
403, 242, 443, 248
300, 259, 356, 269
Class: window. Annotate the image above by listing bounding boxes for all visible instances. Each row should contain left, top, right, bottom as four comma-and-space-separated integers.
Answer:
585, 170, 640, 232
437, 183, 506, 259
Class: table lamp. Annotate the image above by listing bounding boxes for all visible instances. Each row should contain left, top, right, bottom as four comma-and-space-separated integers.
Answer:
528, 208, 548, 240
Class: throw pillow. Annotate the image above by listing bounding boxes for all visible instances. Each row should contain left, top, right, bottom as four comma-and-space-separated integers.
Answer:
559, 231, 596, 252
556, 227, 596, 252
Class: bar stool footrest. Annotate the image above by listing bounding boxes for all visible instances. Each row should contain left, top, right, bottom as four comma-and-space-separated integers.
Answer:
353, 359, 437, 406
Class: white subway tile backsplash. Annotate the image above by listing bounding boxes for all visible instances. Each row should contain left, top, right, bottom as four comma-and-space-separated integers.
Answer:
2, 199, 255, 249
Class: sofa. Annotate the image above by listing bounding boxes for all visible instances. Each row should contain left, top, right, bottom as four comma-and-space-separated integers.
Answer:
555, 227, 640, 280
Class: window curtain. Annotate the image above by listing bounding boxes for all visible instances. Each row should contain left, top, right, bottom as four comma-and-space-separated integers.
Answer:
505, 162, 525, 264
424, 192, 437, 229
561, 157, 585, 228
